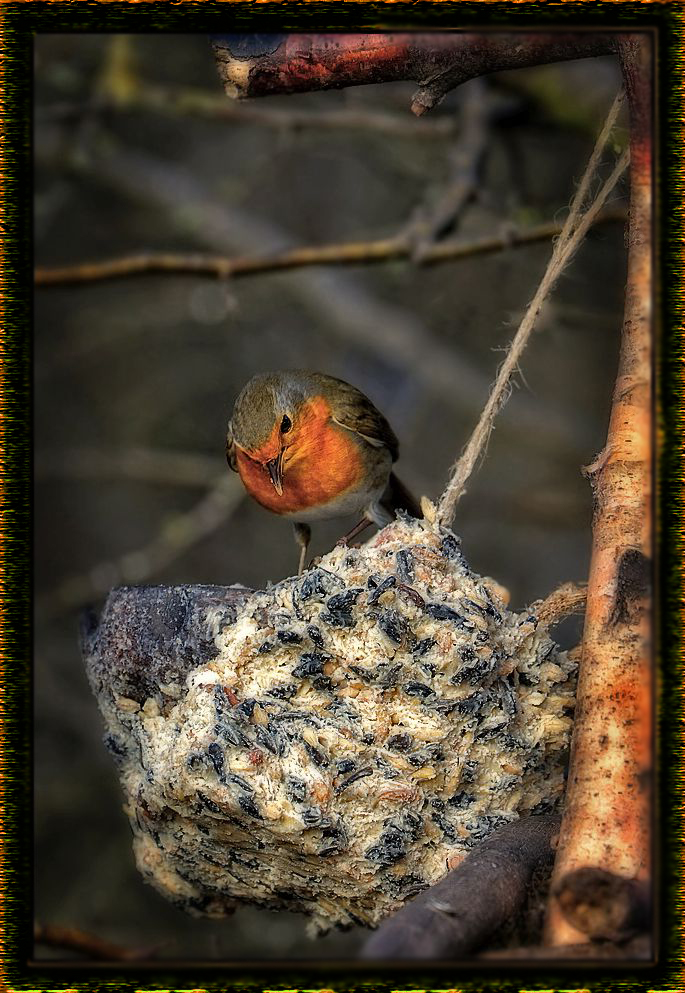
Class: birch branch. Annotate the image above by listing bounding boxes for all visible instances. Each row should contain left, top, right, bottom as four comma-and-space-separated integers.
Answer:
544, 34, 653, 948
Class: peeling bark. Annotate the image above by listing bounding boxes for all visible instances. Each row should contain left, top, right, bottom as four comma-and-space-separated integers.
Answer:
544, 34, 653, 947
212, 33, 615, 115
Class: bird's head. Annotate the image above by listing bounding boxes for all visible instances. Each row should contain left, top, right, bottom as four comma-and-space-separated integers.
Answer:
229, 371, 315, 494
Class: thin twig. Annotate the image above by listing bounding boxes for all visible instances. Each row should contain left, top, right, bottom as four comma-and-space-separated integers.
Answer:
39, 86, 459, 137
34, 922, 159, 961
36, 447, 221, 488
437, 90, 628, 527
405, 79, 493, 261
34, 207, 626, 287
37, 475, 245, 621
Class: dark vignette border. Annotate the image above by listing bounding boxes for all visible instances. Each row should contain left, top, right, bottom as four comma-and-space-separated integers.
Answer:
0, 3, 682, 993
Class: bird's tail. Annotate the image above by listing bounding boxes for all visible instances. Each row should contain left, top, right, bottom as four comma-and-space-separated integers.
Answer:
381, 471, 422, 520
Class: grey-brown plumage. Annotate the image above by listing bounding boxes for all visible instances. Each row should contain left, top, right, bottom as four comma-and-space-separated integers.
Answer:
227, 370, 420, 572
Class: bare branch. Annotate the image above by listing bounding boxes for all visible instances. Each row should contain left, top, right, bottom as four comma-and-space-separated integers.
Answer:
437, 90, 628, 526
404, 79, 493, 261
34, 922, 158, 961
34, 207, 626, 288
37, 475, 245, 621
360, 815, 560, 960
544, 35, 653, 948
36, 447, 221, 488
212, 33, 615, 115
39, 86, 459, 137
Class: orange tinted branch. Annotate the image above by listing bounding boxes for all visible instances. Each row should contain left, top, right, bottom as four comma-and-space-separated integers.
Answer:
544, 34, 653, 947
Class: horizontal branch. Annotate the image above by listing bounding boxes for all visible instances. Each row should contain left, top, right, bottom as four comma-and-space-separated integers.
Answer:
36, 446, 221, 488
34, 922, 157, 961
360, 815, 560, 960
212, 33, 616, 115
34, 206, 626, 288
39, 87, 459, 137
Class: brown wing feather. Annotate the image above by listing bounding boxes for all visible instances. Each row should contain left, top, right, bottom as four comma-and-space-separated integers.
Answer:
226, 421, 238, 472
315, 374, 400, 462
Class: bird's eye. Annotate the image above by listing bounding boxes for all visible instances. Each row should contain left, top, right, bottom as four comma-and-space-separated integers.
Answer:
280, 415, 292, 434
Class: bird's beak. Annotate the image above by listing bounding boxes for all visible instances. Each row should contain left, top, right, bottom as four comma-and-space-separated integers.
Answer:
266, 450, 284, 495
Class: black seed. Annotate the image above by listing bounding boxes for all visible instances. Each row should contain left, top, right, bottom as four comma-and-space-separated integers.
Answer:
207, 742, 225, 779
336, 758, 357, 774
286, 777, 307, 803
253, 725, 279, 754
328, 588, 364, 612
214, 720, 250, 748
395, 549, 415, 583
238, 794, 262, 820
228, 772, 253, 792
277, 629, 302, 644
464, 597, 503, 623
266, 721, 287, 756
365, 826, 408, 867
234, 698, 256, 720
454, 691, 489, 715
519, 614, 538, 628
367, 575, 397, 606
197, 791, 222, 815
266, 683, 298, 700
377, 607, 415, 646
269, 710, 320, 724
362, 731, 375, 744
441, 532, 467, 565
431, 797, 445, 810
375, 755, 400, 780
300, 569, 342, 601
302, 806, 324, 826
447, 791, 476, 808
334, 766, 373, 794
258, 642, 274, 654
103, 733, 127, 762
453, 651, 499, 686
409, 745, 444, 767
303, 741, 329, 767
413, 638, 436, 659
404, 681, 433, 699
401, 811, 423, 839
377, 663, 404, 688
320, 610, 354, 629
432, 810, 457, 841
499, 680, 518, 716
292, 652, 328, 678
307, 625, 324, 648
424, 602, 474, 628
387, 732, 413, 751
476, 719, 510, 740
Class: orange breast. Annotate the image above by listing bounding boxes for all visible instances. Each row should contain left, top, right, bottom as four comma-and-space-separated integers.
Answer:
235, 396, 364, 516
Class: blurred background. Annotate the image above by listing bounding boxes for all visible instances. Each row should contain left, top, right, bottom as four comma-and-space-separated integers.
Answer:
34, 34, 627, 961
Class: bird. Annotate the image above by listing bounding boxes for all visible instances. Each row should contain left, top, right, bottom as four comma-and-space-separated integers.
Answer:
226, 370, 421, 574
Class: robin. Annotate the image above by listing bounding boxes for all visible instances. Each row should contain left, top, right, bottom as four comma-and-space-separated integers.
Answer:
226, 370, 421, 574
